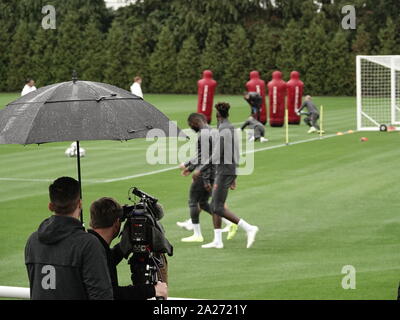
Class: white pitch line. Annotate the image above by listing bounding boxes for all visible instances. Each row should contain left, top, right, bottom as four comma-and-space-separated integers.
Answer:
94, 166, 180, 183
241, 132, 346, 155
0, 130, 356, 185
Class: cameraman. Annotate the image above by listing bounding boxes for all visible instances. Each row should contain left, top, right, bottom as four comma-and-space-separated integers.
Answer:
25, 177, 113, 300
88, 197, 168, 300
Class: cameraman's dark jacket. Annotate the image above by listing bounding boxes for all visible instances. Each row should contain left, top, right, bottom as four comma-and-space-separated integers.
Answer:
88, 230, 156, 300
25, 215, 113, 300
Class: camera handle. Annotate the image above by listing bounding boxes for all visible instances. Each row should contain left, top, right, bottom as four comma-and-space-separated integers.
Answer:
150, 256, 165, 301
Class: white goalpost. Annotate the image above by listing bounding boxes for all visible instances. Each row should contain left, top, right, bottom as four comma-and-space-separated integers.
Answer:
357, 55, 400, 131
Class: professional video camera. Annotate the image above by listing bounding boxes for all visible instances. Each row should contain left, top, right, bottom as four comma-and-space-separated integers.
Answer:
119, 187, 173, 297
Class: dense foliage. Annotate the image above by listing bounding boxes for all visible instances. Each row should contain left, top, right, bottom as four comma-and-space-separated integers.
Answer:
0, 0, 399, 95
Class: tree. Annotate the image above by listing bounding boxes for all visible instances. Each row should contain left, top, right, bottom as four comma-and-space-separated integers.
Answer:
0, 1, 16, 91
273, 0, 307, 25
276, 20, 304, 80
326, 30, 353, 96
0, 0, 393, 95
299, 0, 319, 28
171, 0, 266, 44
31, 26, 59, 88
251, 25, 281, 82
300, 16, 330, 95
103, 19, 131, 89
126, 25, 152, 92
7, 21, 35, 91
376, 17, 399, 55
52, 13, 85, 83
201, 24, 227, 86
223, 26, 250, 94
175, 36, 201, 94
15, 0, 112, 30
80, 19, 106, 82
148, 26, 177, 93
351, 24, 372, 55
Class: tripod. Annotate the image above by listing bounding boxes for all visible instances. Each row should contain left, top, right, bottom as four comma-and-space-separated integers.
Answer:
129, 251, 167, 300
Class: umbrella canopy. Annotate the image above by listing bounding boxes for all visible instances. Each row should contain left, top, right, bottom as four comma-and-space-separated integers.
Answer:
0, 78, 185, 222
0, 80, 182, 144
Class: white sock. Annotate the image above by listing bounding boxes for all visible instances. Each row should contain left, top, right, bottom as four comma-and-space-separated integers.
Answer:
214, 229, 223, 244
222, 218, 232, 226
238, 219, 253, 233
193, 224, 202, 237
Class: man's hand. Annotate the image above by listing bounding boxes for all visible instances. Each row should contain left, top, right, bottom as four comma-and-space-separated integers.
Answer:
179, 162, 186, 170
181, 168, 191, 177
155, 281, 168, 300
204, 182, 212, 192
192, 170, 201, 180
230, 179, 237, 190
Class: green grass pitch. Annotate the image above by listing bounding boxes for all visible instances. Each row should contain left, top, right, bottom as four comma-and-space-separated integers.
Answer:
0, 93, 399, 299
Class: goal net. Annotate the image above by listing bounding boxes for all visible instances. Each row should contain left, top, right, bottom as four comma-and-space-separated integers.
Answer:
357, 55, 400, 131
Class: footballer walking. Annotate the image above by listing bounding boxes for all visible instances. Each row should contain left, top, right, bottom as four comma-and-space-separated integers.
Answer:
178, 113, 233, 241
194, 102, 259, 249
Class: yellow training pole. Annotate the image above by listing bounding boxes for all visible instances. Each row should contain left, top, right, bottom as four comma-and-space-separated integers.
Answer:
285, 108, 289, 145
320, 105, 324, 138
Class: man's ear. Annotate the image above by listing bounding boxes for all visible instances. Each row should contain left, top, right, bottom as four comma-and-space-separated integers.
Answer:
112, 220, 121, 239
48, 202, 54, 212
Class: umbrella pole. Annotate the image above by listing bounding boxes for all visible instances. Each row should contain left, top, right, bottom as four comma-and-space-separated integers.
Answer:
76, 141, 83, 224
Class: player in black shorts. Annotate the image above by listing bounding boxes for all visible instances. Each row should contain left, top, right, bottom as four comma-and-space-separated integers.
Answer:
178, 113, 232, 242
194, 103, 259, 249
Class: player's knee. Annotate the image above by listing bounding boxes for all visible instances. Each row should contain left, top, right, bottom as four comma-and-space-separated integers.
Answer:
212, 202, 225, 217
199, 201, 212, 214
188, 199, 197, 208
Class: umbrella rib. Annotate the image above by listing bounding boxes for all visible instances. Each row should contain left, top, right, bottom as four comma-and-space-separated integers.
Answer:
81, 81, 129, 139
8, 97, 141, 105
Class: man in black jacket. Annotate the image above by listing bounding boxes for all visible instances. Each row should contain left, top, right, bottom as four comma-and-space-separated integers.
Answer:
25, 177, 113, 300
88, 197, 168, 300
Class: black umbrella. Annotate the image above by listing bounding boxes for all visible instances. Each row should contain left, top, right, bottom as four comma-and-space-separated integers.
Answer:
0, 75, 185, 222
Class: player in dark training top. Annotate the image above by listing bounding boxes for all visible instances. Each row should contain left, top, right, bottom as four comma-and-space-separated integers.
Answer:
194, 103, 259, 249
